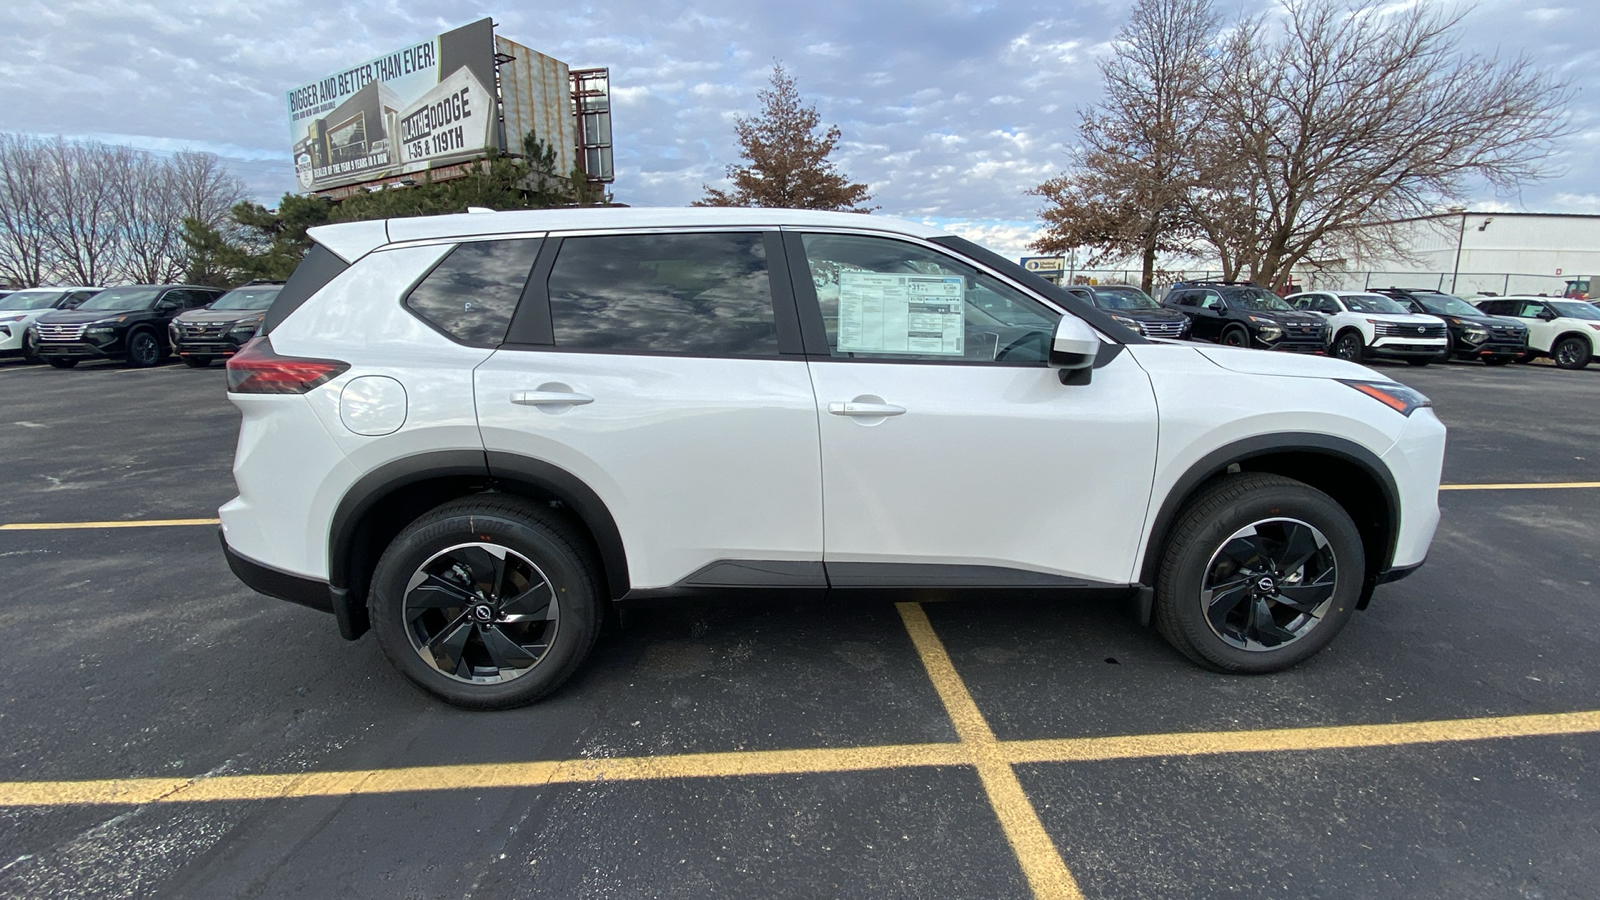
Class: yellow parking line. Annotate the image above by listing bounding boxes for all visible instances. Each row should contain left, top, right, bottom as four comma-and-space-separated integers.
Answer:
0, 518, 220, 531
897, 602, 1085, 900
1440, 482, 1600, 491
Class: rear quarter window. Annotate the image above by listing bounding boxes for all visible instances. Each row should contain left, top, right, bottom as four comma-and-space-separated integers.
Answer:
262, 244, 352, 335
404, 238, 542, 346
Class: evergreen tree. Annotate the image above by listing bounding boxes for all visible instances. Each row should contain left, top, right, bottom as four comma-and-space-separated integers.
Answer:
698, 64, 873, 211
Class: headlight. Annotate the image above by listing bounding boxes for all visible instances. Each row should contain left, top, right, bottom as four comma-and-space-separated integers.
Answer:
1256, 323, 1282, 340
0, 315, 25, 324
85, 325, 116, 335
1339, 379, 1432, 416
230, 317, 264, 334
1460, 325, 1487, 343
1108, 314, 1141, 333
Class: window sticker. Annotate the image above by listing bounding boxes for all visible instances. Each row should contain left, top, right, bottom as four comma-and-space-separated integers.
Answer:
837, 272, 965, 355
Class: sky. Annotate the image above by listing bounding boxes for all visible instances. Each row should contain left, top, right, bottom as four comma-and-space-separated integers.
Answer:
1, 0, 1596, 260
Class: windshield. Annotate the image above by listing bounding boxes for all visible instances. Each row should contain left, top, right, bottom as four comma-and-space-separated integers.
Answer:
78, 287, 162, 311
1341, 293, 1409, 314
1094, 286, 1160, 310
0, 289, 70, 310
210, 285, 281, 311
1550, 300, 1600, 321
1415, 295, 1481, 317
1227, 288, 1293, 311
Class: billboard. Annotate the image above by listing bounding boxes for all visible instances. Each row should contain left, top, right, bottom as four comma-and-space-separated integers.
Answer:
286, 19, 502, 193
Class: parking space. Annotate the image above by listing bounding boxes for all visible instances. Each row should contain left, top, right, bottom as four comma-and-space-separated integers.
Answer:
1, 356, 1598, 898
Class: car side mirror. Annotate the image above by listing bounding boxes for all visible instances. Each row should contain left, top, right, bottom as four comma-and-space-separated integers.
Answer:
156, 300, 181, 312
1537, 310, 1556, 321
1049, 316, 1100, 386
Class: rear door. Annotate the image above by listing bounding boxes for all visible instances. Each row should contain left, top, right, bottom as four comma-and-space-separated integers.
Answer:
473, 231, 824, 593
787, 230, 1158, 587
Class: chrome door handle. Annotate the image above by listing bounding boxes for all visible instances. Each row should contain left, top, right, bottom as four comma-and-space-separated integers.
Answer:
827, 401, 905, 417
511, 390, 593, 407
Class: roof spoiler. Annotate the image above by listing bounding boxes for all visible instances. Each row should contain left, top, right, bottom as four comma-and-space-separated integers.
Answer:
305, 220, 390, 264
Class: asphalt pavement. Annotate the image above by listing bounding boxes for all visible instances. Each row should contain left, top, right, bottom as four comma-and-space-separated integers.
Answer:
0, 353, 1596, 899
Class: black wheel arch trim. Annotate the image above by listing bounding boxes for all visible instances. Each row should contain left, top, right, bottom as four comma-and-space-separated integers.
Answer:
483, 451, 631, 600
1138, 432, 1402, 600
221, 527, 334, 614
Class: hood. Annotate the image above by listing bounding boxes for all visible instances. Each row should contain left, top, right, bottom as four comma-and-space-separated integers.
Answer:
174, 308, 264, 325
1107, 307, 1187, 322
1447, 312, 1524, 329
1196, 345, 1377, 380
0, 308, 54, 325
1360, 313, 1444, 326
34, 308, 150, 325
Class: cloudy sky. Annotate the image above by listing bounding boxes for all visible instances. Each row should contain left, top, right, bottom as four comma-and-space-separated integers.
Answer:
1, 0, 1595, 258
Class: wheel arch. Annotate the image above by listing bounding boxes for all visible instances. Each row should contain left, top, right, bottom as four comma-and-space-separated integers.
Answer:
327, 450, 629, 640
1139, 433, 1399, 611
1553, 330, 1597, 353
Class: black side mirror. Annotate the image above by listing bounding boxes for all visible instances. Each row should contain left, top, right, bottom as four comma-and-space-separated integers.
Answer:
1538, 310, 1557, 321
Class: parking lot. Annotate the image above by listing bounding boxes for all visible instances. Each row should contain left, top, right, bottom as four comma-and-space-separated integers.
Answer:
0, 355, 1597, 899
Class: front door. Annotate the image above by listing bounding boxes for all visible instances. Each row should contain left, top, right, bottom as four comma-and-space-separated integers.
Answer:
787, 231, 1159, 587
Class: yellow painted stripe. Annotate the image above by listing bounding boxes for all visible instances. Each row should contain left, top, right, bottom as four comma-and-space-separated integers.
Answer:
0, 518, 220, 531
1003, 709, 1600, 765
897, 602, 1085, 900
0, 742, 971, 807
1440, 482, 1600, 491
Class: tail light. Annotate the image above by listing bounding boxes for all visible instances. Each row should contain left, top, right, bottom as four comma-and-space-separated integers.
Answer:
226, 336, 348, 394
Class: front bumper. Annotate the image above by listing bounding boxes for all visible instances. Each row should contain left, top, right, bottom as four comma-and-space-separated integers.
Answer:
1366, 338, 1448, 360
174, 336, 249, 358
32, 336, 122, 360
1451, 337, 1525, 360
1264, 338, 1327, 354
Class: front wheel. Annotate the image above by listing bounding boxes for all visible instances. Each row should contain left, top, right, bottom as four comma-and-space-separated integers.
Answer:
1154, 473, 1364, 673
1220, 327, 1249, 347
370, 496, 605, 709
125, 331, 163, 368
1553, 336, 1592, 370
1333, 331, 1365, 362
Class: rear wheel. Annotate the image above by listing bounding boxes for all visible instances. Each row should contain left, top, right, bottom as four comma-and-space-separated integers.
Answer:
1154, 473, 1364, 673
182, 355, 212, 368
370, 496, 605, 709
1333, 331, 1365, 362
45, 358, 77, 369
125, 330, 163, 368
1553, 336, 1592, 370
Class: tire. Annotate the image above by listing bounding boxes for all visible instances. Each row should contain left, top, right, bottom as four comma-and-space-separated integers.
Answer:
1154, 473, 1364, 674
1405, 358, 1431, 367
182, 356, 212, 368
45, 357, 78, 368
1333, 330, 1365, 362
1552, 336, 1592, 370
370, 496, 605, 709
1220, 327, 1249, 347
1482, 356, 1512, 367
125, 330, 163, 368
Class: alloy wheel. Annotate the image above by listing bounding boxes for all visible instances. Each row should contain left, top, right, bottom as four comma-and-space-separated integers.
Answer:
1335, 334, 1361, 361
1555, 339, 1585, 368
403, 541, 560, 683
129, 333, 160, 366
1200, 517, 1338, 651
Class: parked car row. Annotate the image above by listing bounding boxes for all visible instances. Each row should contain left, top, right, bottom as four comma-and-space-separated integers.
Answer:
1055, 279, 1597, 371
1, 282, 283, 368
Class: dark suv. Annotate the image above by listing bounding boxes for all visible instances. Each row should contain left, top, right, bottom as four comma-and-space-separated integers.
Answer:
1371, 287, 1528, 366
30, 285, 224, 368
170, 282, 283, 367
1161, 282, 1326, 351
1061, 284, 1191, 339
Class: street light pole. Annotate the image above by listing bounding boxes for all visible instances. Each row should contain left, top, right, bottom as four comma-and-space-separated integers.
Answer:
1450, 209, 1467, 294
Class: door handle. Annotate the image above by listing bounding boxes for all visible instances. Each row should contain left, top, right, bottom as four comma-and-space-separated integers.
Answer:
511, 390, 593, 407
827, 401, 906, 417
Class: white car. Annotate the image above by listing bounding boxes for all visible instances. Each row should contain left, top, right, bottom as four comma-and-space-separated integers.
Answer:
1473, 296, 1600, 369
219, 208, 1446, 708
1287, 290, 1449, 366
0, 287, 101, 361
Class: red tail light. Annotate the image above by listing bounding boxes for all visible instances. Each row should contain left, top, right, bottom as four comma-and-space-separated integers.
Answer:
226, 336, 349, 394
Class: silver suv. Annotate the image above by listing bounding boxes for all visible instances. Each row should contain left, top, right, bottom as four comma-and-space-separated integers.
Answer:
220, 208, 1445, 708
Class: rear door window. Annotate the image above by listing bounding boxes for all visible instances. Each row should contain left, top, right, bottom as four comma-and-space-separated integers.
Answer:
405, 238, 542, 346
546, 232, 779, 357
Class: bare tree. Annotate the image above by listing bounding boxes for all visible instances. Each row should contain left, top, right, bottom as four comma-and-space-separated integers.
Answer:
39, 138, 126, 286
0, 135, 52, 287
1030, 0, 1220, 293
1196, 0, 1571, 288
698, 64, 873, 211
114, 150, 245, 284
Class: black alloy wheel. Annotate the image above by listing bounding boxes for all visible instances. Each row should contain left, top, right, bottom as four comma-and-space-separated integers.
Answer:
1221, 327, 1249, 347
126, 330, 162, 368
45, 358, 77, 369
1333, 331, 1365, 362
1155, 473, 1362, 673
1553, 336, 1592, 370
370, 496, 603, 709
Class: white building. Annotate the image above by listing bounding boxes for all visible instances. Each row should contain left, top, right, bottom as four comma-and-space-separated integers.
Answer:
1318, 211, 1600, 298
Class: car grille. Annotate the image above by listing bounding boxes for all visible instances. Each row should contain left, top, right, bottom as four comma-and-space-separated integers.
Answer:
1375, 322, 1446, 339
34, 323, 86, 341
180, 323, 232, 339
1487, 323, 1526, 342
1141, 320, 1187, 338
1282, 322, 1324, 339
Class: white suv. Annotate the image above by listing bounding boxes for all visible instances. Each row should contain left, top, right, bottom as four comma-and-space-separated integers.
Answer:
1473, 296, 1600, 369
219, 208, 1445, 708
1287, 290, 1449, 366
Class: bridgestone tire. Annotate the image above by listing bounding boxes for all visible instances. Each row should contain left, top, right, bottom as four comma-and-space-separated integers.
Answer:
1154, 473, 1364, 674
370, 496, 605, 709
